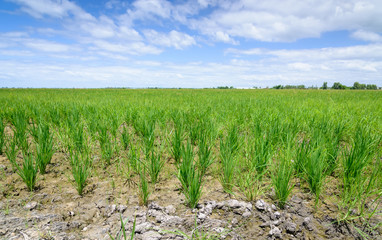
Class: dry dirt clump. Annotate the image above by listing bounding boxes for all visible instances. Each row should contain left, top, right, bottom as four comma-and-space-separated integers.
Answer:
1, 152, 381, 240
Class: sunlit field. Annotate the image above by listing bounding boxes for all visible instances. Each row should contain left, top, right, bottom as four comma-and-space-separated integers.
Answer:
0, 88, 381, 239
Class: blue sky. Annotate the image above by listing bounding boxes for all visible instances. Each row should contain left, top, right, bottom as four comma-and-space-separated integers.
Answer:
0, 0, 381, 88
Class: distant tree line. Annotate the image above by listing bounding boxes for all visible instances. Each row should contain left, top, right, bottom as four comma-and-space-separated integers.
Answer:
326, 82, 378, 90
272, 82, 379, 90
215, 86, 235, 89
272, 85, 306, 89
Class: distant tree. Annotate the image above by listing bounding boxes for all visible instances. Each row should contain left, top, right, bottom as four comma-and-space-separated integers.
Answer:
321, 82, 328, 89
273, 85, 283, 89
352, 82, 366, 90
366, 84, 377, 90
332, 82, 346, 89
297, 85, 305, 89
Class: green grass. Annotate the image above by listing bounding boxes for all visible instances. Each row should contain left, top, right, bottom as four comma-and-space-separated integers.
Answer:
0, 88, 381, 219
35, 122, 54, 174
13, 152, 39, 191
69, 150, 92, 196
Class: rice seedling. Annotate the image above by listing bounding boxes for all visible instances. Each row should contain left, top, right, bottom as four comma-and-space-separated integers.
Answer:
11, 110, 29, 152
178, 142, 195, 190
219, 125, 240, 193
35, 122, 54, 174
170, 116, 184, 164
185, 169, 203, 209
248, 133, 272, 177
163, 216, 230, 239
6, 136, 18, 168
324, 121, 345, 175
98, 123, 115, 166
294, 138, 311, 177
138, 169, 150, 206
0, 117, 5, 155
197, 132, 213, 177
338, 158, 382, 223
109, 215, 136, 240
69, 150, 92, 196
188, 119, 201, 145
142, 119, 156, 159
178, 142, 204, 208
342, 125, 379, 191
121, 125, 130, 150
303, 147, 327, 205
67, 120, 87, 153
128, 145, 141, 174
236, 168, 266, 202
146, 150, 164, 184
12, 152, 38, 191
271, 146, 294, 209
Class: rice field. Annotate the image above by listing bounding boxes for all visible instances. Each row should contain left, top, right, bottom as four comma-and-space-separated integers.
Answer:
0, 88, 381, 239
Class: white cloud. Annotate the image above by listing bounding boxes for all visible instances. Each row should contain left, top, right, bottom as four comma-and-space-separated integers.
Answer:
226, 44, 382, 61
23, 39, 72, 52
189, 0, 382, 43
352, 30, 382, 42
144, 30, 196, 49
288, 63, 312, 71
11, 0, 93, 20
128, 0, 172, 20
92, 40, 162, 55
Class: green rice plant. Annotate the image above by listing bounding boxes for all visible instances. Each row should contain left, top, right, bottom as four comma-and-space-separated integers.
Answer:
109, 112, 120, 140
271, 147, 294, 209
219, 125, 240, 193
338, 125, 381, 222
236, 168, 266, 202
303, 147, 327, 205
248, 133, 272, 177
338, 158, 382, 223
170, 117, 184, 164
163, 216, 230, 239
133, 114, 156, 158
138, 169, 150, 206
29, 115, 43, 144
121, 125, 130, 150
69, 150, 92, 196
294, 138, 311, 177
197, 132, 213, 177
178, 142, 195, 190
12, 152, 38, 191
184, 170, 203, 209
324, 121, 345, 175
29, 123, 39, 144
188, 120, 201, 145
98, 123, 115, 166
11, 111, 29, 152
35, 122, 54, 174
49, 106, 62, 128
0, 117, 5, 155
146, 150, 164, 184
6, 136, 18, 168
142, 119, 155, 159
128, 145, 141, 174
342, 125, 379, 191
109, 215, 136, 240
177, 142, 203, 208
86, 114, 99, 140
67, 120, 87, 153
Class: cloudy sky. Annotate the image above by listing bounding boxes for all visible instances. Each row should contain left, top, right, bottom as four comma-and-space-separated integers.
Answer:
0, 0, 381, 88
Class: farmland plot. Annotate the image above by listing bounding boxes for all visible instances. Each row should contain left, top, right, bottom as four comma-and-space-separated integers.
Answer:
0, 89, 381, 239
